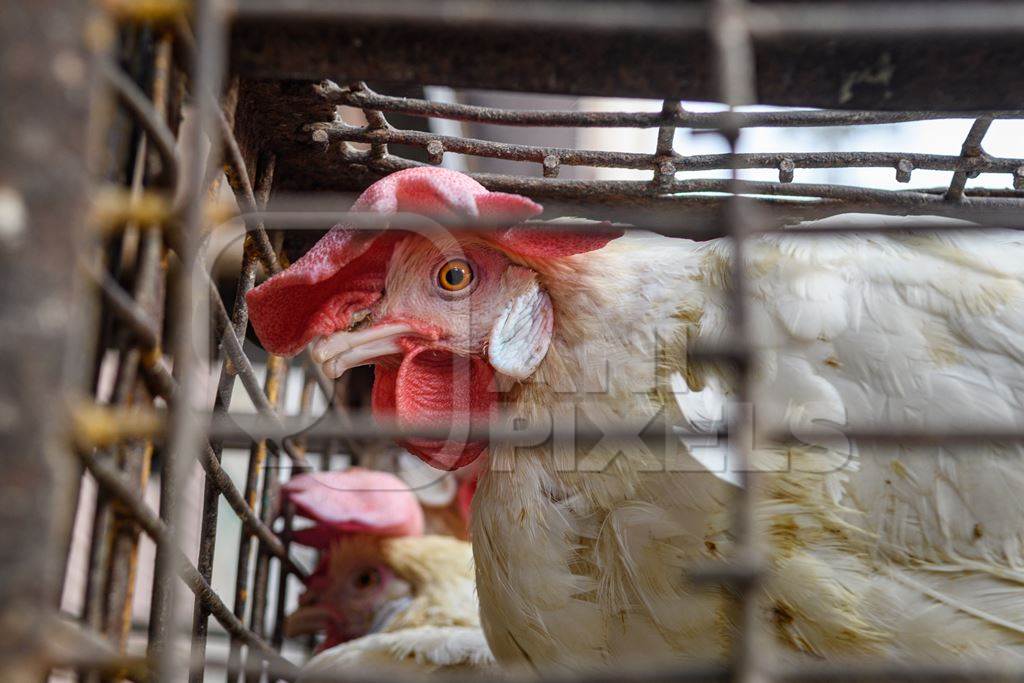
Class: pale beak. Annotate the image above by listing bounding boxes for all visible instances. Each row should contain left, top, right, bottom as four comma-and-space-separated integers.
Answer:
284, 604, 333, 638
311, 322, 418, 379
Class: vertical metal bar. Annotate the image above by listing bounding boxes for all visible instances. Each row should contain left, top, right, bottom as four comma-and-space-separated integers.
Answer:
245, 357, 292, 683
226, 353, 287, 682
271, 501, 296, 650
709, 2, 765, 683
653, 98, 681, 187
101, 35, 175, 667
945, 116, 993, 201
0, 0, 93, 680
190, 153, 277, 683
270, 368, 317, 651
81, 27, 163, 661
351, 81, 389, 160
149, 0, 226, 679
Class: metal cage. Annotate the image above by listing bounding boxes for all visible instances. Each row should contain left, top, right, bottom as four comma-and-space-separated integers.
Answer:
4, 1, 1024, 682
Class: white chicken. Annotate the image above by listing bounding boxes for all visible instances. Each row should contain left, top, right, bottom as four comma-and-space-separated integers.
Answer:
281, 468, 493, 678
249, 168, 1024, 672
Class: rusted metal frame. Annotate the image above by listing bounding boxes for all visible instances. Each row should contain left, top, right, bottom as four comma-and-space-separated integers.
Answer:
320, 81, 1024, 129
77, 448, 300, 679
709, 2, 764, 683
148, 1, 224, 678
190, 155, 276, 683
225, 352, 287, 683
319, 120, 1024, 179
945, 116, 994, 201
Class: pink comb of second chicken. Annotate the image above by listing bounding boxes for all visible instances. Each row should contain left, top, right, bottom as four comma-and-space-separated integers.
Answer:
283, 468, 485, 668
283, 469, 425, 547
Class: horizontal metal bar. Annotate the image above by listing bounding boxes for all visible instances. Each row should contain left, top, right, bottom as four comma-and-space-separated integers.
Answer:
321, 81, 1024, 130
207, 411, 1024, 451
319, 122, 659, 170
77, 448, 300, 679
51, 646, 1024, 683
746, 3, 1024, 37
321, 122, 1024, 178
232, 1, 1024, 37
338, 151, 1024, 220
244, 195, 1024, 244
231, 0, 708, 32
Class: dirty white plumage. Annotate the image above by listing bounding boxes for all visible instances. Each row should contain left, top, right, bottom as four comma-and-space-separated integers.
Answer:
296, 535, 495, 678
472, 226, 1024, 671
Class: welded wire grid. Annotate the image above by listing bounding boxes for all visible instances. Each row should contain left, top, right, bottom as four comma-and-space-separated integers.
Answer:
23, 1, 1024, 683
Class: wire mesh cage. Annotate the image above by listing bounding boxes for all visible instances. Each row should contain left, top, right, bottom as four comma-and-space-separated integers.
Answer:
4, 1, 1024, 682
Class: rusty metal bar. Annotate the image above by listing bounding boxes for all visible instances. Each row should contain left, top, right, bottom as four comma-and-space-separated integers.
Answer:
90, 45, 172, 662
271, 500, 296, 649
190, 258, 261, 683
328, 148, 1024, 216
84, 81, 165, 665
319, 121, 1024, 178
244, 436, 281, 683
318, 81, 1024, 129
100, 143, 169, 653
149, 1, 225, 679
945, 116, 994, 201
226, 353, 287, 682
190, 153, 277, 683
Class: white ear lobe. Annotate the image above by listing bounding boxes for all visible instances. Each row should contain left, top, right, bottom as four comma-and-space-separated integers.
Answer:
487, 282, 553, 380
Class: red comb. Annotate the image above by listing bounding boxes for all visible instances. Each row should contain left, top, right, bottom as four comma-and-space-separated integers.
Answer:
246, 168, 621, 357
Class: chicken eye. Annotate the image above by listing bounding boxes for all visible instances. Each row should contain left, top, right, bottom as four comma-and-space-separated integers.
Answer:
353, 567, 382, 591
437, 259, 473, 292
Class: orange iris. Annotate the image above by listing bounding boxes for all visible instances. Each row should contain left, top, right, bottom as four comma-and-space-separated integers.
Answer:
437, 259, 473, 292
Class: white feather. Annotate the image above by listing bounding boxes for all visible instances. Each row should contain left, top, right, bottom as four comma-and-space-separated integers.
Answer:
469, 227, 1024, 671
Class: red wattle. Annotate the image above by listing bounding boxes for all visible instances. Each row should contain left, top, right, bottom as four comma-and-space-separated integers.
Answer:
372, 345, 496, 471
